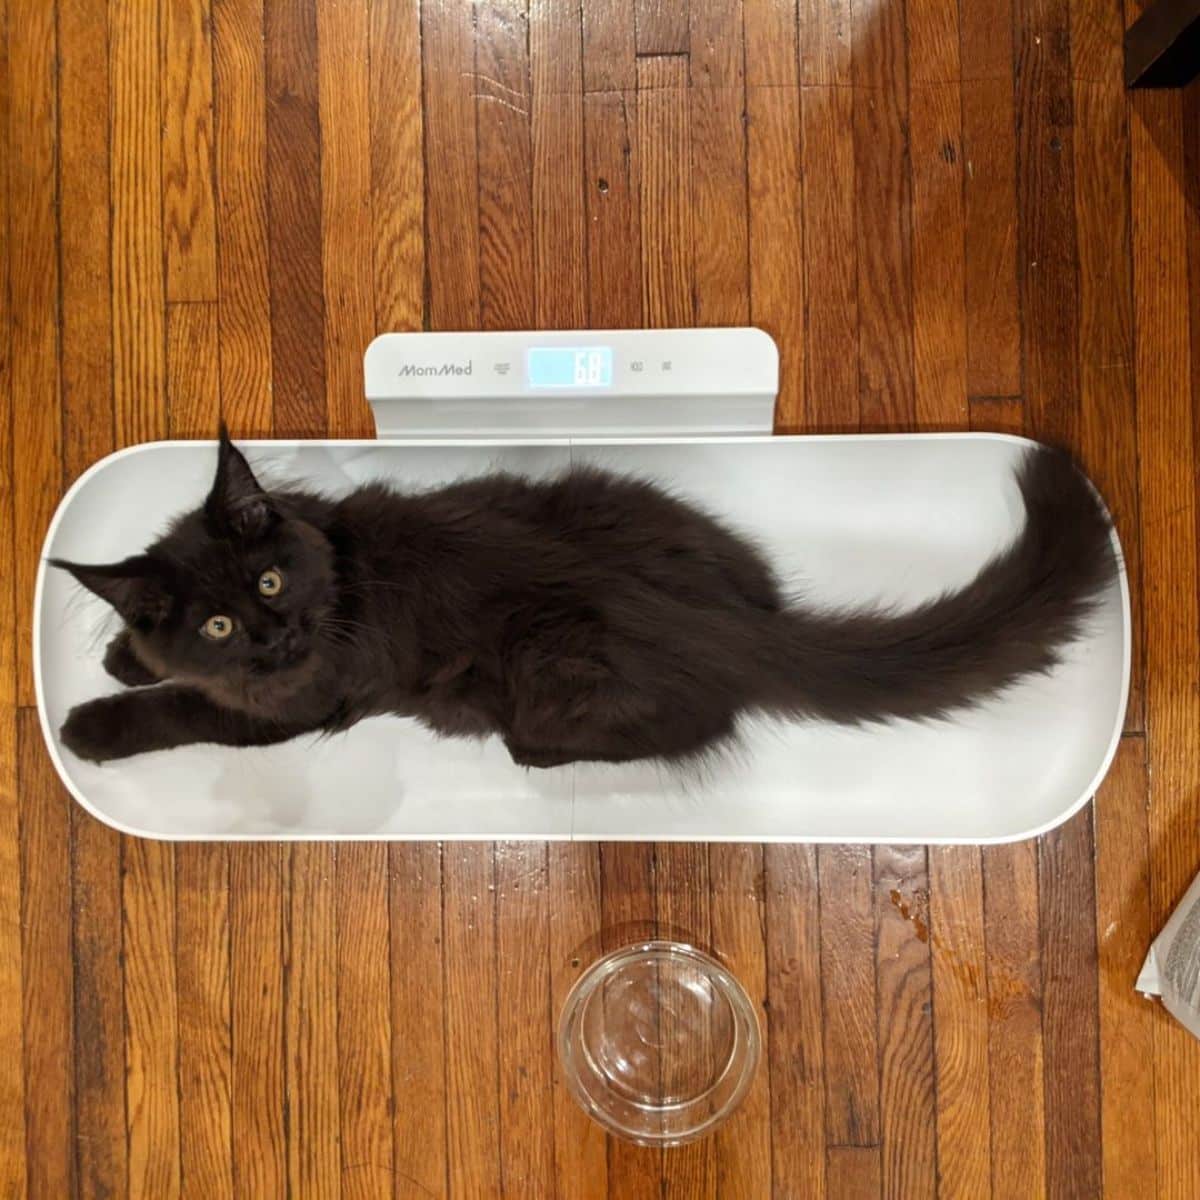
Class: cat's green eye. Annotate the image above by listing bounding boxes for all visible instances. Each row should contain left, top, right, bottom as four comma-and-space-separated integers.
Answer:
258, 567, 284, 597
201, 615, 235, 641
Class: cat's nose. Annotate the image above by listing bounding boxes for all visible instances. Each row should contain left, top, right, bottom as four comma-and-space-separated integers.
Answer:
274, 628, 299, 655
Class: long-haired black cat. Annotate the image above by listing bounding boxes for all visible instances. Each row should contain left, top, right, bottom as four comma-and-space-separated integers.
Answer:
52, 428, 1116, 767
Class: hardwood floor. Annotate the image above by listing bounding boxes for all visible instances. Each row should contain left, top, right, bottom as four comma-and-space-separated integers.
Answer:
2, 0, 1199, 1195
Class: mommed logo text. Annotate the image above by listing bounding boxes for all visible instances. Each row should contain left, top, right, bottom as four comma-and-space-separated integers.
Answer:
397, 361, 473, 377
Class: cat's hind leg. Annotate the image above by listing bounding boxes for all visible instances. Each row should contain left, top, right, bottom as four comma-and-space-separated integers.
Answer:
504, 701, 737, 769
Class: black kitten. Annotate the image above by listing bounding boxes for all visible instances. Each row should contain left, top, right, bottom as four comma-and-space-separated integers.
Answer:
52, 428, 1117, 767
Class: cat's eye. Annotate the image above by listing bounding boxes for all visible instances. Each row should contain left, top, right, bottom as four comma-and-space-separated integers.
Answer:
258, 568, 284, 597
201, 615, 235, 641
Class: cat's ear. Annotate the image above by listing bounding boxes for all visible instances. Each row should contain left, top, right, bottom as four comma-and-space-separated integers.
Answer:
50, 555, 172, 627
206, 423, 273, 538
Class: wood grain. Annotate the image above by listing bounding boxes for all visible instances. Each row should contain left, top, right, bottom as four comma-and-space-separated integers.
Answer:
801, 84, 859, 431
1094, 737, 1157, 1198
531, 0, 587, 330
1071, 1, 1142, 731
18, 712, 73, 1200
800, 0, 852, 87
581, 0, 637, 93
982, 840, 1046, 1200
600, 844, 657, 949
443, 845, 501, 1198
229, 845, 286, 1197
110, 0, 167, 447
1013, 0, 1079, 447
637, 56, 692, 329
909, 75, 968, 430
423, 0, 481, 329
764, 845, 824, 1199
710, 845, 771, 1200
818, 845, 879, 1148
747, 85, 804, 430
163, 0, 218, 300
265, 0, 326, 437
58, 0, 115, 484
637, 0, 687, 56
1038, 804, 1102, 1198
908, 0, 967, 430
167, 302, 221, 438
584, 90, 642, 329
0, 22, 20, 1176
689, 0, 742, 88
690, 85, 749, 327
123, 837, 182, 1200
477, 0, 535, 332
70, 811, 126, 1200
874, 845, 937, 1200
1130, 77, 1200, 1196
177, 845, 234, 1199
852, 0, 914, 429
743, 0, 797, 86
496, 844, 555, 1199
548, 844, 607, 1200
213, 0, 274, 435
390, 843, 448, 1200
285, 845, 342, 1196
319, 0, 376, 439
928, 848, 991, 1200
969, 396, 1025, 437
959, 0, 1021, 398
54, 10, 125, 1193
827, 1145, 882, 1200
369, 0, 425, 333
336, 844, 394, 1200
8, 0, 61, 705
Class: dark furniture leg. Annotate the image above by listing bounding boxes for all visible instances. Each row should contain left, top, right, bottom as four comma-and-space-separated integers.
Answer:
1125, 0, 1200, 88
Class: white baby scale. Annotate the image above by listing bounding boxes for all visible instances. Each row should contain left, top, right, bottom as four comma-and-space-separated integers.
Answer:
34, 328, 1130, 842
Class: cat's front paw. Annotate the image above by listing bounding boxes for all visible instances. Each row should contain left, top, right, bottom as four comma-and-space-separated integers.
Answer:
103, 632, 160, 687
61, 696, 142, 763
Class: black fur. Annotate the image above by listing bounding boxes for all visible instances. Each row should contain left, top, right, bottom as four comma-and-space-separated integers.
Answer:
51, 430, 1117, 766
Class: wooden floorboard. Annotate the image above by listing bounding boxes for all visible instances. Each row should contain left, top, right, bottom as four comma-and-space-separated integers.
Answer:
1129, 58, 1200, 1195
496, 844, 556, 1199
264, 0, 326, 438
4, 0, 1199, 1194
389, 843, 448, 1200
0, 15, 23, 1167
176, 844, 234, 1200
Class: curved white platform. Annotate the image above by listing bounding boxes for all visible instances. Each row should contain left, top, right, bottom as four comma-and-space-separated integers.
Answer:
34, 434, 1129, 843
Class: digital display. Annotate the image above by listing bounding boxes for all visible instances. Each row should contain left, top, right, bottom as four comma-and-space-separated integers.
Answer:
527, 346, 614, 388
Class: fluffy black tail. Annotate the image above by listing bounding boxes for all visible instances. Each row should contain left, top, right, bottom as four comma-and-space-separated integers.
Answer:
755, 446, 1119, 725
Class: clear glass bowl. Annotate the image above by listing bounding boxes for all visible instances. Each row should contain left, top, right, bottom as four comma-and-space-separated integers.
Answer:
557, 940, 761, 1146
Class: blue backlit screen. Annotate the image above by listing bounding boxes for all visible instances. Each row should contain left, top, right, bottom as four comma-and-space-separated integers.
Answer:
527, 347, 614, 388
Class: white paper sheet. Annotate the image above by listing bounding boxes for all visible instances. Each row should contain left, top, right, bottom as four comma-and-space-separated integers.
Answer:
1138, 868, 1200, 1040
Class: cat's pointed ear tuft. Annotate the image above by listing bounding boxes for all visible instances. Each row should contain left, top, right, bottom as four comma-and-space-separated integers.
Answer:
206, 427, 273, 538
50, 555, 172, 628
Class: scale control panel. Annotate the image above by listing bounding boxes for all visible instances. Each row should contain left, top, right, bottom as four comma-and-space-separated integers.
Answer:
363, 328, 779, 440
